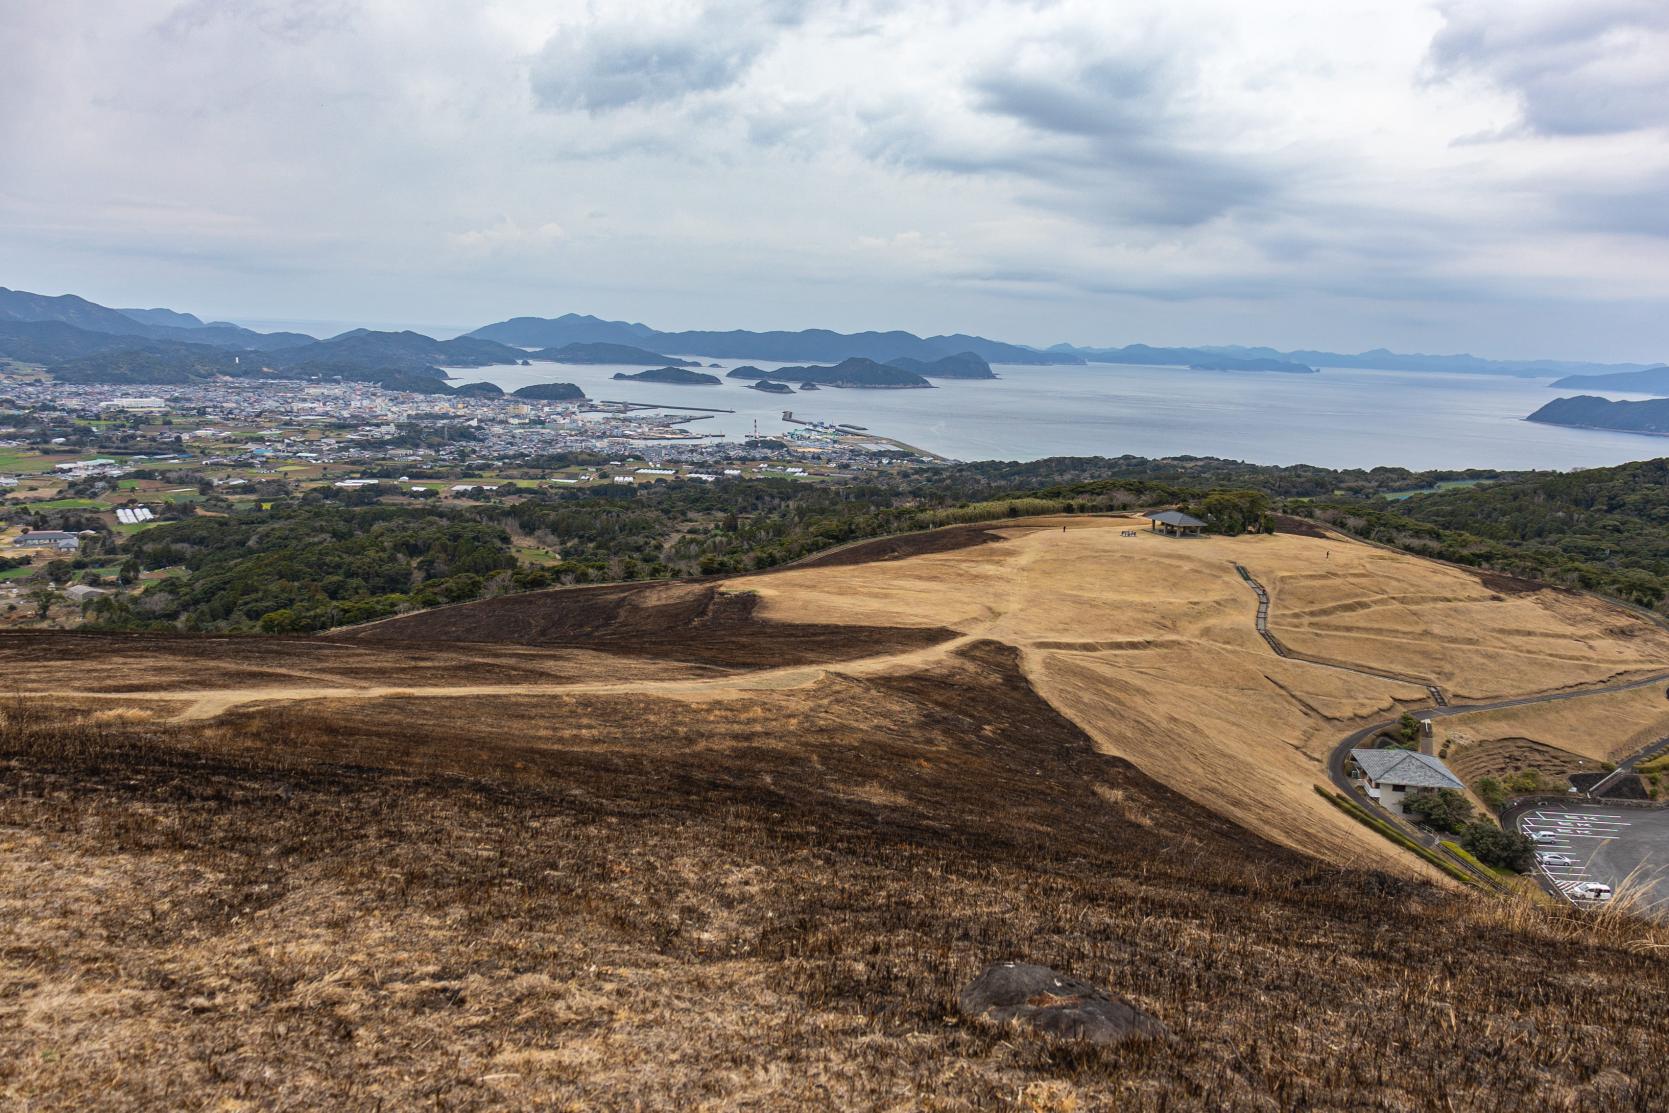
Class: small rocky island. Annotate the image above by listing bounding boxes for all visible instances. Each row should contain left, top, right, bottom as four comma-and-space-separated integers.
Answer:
886, 351, 996, 379
748, 380, 794, 394
511, 382, 586, 401
612, 366, 722, 385
726, 357, 933, 388
1527, 395, 1669, 435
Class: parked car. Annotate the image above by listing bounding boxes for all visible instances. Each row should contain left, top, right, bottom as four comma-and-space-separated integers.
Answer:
1527, 830, 1559, 843
1536, 852, 1577, 866
1568, 882, 1613, 902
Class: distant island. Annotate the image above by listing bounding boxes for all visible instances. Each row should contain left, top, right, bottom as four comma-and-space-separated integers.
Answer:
747, 380, 795, 394
886, 351, 996, 379
1526, 396, 1669, 435
1548, 365, 1669, 393
512, 382, 586, 401
467, 312, 1077, 365
530, 342, 698, 367
1189, 356, 1317, 374
612, 367, 722, 385
726, 357, 932, 389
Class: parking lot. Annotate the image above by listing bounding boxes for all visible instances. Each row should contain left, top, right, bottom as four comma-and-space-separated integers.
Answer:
1518, 804, 1669, 917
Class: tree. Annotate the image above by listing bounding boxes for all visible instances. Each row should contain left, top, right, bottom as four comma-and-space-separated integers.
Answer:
1474, 776, 1506, 812
1460, 822, 1535, 872
28, 588, 60, 620
1404, 789, 1475, 835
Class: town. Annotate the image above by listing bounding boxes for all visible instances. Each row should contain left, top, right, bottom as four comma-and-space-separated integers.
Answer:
0, 375, 936, 624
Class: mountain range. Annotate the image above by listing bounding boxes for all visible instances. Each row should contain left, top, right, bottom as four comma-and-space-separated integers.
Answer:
1548, 365, 1669, 394
467, 314, 1075, 366
0, 286, 313, 351
0, 284, 1662, 387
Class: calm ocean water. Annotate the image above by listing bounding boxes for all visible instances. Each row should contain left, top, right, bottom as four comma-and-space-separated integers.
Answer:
456, 359, 1667, 471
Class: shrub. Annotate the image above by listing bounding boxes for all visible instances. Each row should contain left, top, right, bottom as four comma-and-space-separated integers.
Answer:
1404, 789, 1475, 835
1459, 822, 1535, 873
1474, 776, 1506, 812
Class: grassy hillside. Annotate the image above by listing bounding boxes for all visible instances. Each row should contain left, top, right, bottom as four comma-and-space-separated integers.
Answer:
6, 558, 1669, 1108
1301, 458, 1669, 607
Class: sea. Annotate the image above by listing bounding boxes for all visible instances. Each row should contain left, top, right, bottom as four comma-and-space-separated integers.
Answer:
453, 359, 1668, 471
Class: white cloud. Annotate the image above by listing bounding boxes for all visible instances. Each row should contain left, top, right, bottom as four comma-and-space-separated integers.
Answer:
0, 0, 1665, 359
449, 218, 569, 254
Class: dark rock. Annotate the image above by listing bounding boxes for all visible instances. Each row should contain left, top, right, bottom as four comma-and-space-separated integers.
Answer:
957, 962, 1166, 1046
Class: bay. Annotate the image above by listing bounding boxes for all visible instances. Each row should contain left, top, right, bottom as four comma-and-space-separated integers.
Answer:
453, 359, 1668, 471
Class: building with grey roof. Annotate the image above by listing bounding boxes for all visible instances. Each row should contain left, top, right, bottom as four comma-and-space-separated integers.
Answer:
1144, 509, 1207, 537
1349, 747, 1465, 815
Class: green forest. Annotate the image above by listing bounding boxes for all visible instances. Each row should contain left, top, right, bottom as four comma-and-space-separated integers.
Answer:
60, 453, 1669, 633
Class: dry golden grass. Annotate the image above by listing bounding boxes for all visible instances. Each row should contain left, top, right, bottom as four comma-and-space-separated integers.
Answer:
7, 644, 1669, 1110
7, 517, 1665, 879
1438, 683, 1669, 767
727, 516, 1669, 870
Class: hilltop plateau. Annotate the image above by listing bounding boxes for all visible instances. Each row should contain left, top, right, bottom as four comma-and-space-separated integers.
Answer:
5, 516, 1669, 1108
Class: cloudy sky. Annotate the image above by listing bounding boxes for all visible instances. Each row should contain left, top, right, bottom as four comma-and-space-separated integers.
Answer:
3, 0, 1667, 359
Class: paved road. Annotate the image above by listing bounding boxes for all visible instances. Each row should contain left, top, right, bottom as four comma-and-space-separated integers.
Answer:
1588, 733, 1669, 796
1324, 675, 1669, 888
1229, 558, 1669, 892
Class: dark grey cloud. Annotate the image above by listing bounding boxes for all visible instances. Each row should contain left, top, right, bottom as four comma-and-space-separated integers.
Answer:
1429, 1, 1669, 136
1556, 171, 1669, 239
864, 54, 1277, 228
530, 2, 806, 114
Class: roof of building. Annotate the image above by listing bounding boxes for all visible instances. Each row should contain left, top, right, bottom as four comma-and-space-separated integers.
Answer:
1349, 747, 1465, 790
18, 530, 78, 541
1145, 509, 1208, 528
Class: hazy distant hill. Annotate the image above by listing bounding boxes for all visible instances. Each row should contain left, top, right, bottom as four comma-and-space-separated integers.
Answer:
0, 319, 189, 364
529, 342, 698, 367
887, 352, 997, 379
1548, 365, 1669, 393
467, 314, 1080, 365
270, 329, 526, 372
1202, 345, 1651, 378
920, 334, 1077, 366
1190, 356, 1317, 374
1526, 395, 1669, 435
470, 314, 659, 348
0, 285, 312, 351
118, 306, 208, 329
1049, 341, 1654, 378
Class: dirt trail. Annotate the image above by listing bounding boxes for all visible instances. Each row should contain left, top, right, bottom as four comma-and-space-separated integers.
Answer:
35, 633, 991, 722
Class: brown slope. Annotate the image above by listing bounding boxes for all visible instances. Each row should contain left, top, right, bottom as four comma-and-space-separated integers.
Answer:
6, 641, 1669, 1109
335, 580, 957, 668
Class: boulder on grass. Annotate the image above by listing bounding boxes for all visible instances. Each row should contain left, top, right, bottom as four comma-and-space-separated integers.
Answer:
957, 962, 1167, 1046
